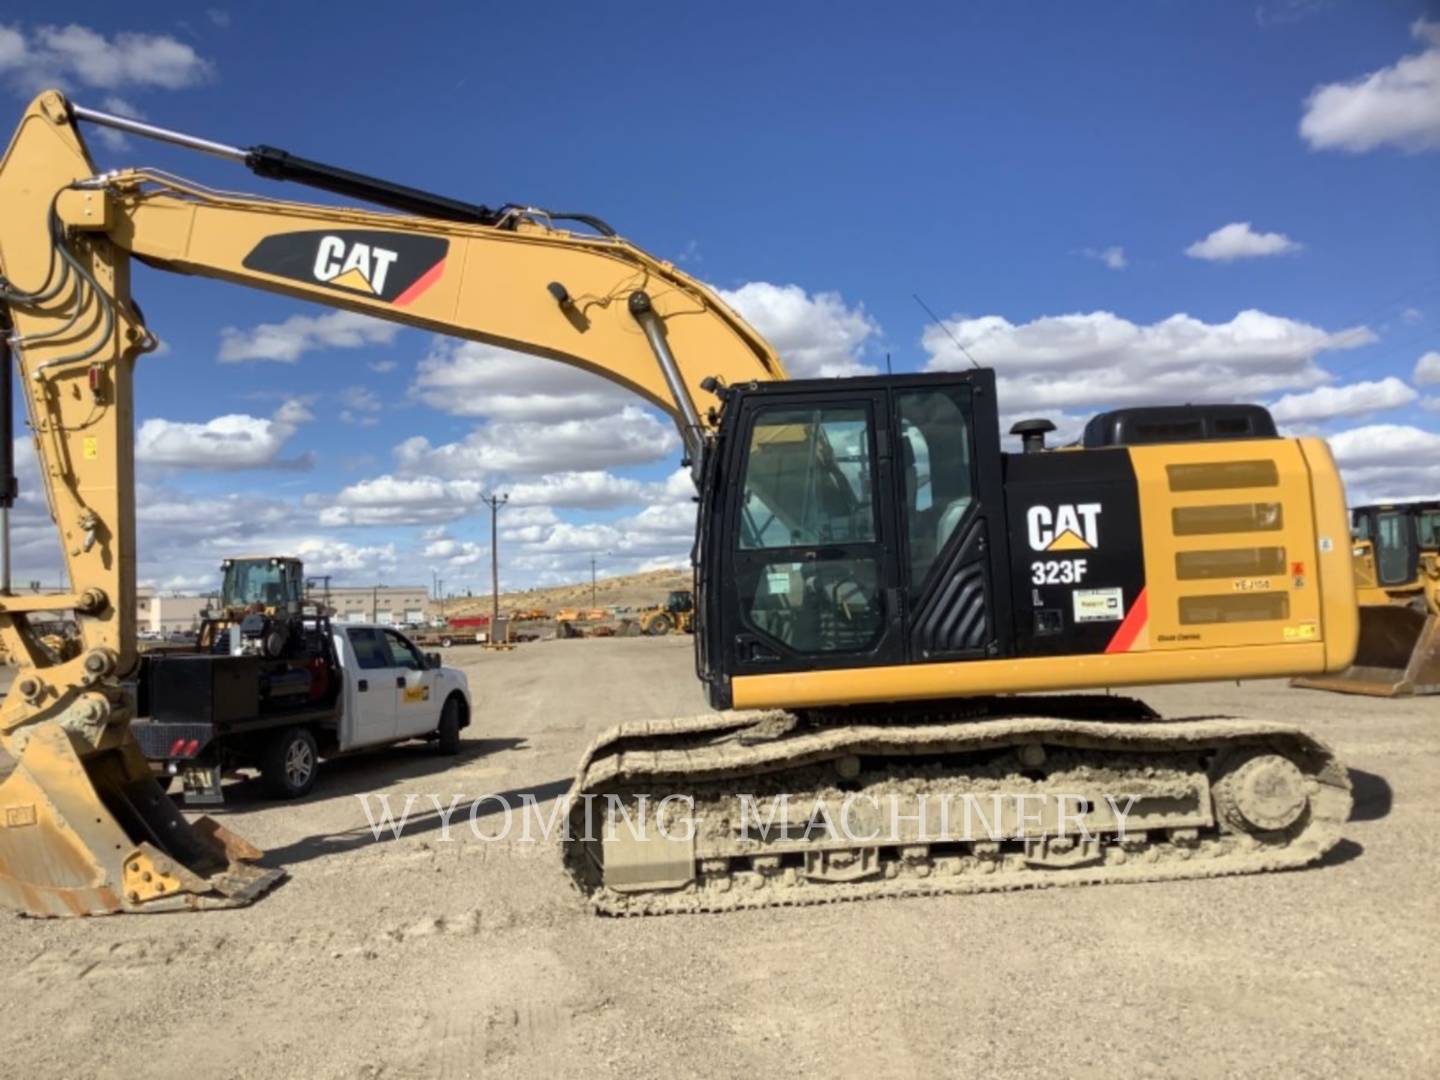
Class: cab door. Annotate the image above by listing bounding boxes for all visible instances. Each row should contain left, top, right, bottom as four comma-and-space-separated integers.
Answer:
384, 629, 438, 737
721, 390, 905, 676
344, 627, 398, 745
888, 378, 1011, 662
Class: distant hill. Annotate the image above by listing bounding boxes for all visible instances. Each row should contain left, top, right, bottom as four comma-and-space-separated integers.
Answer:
438, 566, 691, 618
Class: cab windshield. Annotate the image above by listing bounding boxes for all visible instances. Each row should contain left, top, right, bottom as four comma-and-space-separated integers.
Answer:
223, 561, 298, 608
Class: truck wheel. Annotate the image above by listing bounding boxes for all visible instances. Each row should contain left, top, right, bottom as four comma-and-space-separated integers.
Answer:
436, 696, 463, 755
441, 635, 454, 648
647, 614, 672, 636
262, 726, 319, 798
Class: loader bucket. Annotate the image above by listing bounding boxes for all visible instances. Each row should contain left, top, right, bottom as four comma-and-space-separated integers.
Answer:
1292, 605, 1440, 698
0, 721, 284, 917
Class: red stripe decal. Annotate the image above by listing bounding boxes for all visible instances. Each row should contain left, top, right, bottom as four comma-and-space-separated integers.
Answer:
1105, 587, 1148, 653
393, 258, 446, 307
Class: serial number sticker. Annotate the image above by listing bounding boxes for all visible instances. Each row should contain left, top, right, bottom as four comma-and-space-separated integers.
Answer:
1233, 577, 1271, 591
1319, 537, 1334, 553
1073, 586, 1124, 623
1284, 623, 1318, 640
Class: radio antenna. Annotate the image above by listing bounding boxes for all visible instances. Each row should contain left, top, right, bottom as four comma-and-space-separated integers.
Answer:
913, 293, 980, 369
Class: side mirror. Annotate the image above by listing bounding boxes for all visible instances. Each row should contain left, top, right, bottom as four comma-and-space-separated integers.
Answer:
426, 652, 442, 670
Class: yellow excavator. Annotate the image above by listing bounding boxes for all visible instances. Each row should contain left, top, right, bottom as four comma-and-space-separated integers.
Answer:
0, 91, 1356, 917
1293, 502, 1439, 696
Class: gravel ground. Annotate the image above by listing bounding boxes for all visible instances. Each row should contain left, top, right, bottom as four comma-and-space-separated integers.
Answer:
0, 635, 1435, 1079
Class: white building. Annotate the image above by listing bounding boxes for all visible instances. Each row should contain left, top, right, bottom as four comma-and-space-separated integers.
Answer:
322, 585, 429, 625
135, 590, 210, 634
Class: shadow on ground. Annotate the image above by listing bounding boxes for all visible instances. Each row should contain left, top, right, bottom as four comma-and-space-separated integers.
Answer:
201, 736, 529, 810
1318, 837, 1364, 868
1347, 768, 1392, 822
259, 776, 575, 868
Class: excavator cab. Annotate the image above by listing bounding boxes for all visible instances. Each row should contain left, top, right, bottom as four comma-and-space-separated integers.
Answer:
1293, 502, 1440, 697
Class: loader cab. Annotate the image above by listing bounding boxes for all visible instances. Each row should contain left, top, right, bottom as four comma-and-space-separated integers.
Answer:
221, 556, 305, 616
696, 369, 1013, 707
1352, 505, 1421, 590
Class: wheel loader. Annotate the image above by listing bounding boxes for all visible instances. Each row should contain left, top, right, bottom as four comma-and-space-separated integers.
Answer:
1292, 502, 1440, 697
638, 590, 695, 636
0, 92, 1357, 917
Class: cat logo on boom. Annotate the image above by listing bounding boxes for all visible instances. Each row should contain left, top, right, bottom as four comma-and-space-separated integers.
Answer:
241, 229, 449, 306
312, 235, 398, 295
1027, 503, 1102, 552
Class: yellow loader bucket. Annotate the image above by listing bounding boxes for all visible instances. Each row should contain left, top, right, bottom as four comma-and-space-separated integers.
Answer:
1293, 604, 1440, 698
0, 721, 283, 917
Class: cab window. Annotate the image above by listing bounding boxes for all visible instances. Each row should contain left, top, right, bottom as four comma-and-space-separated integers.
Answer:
734, 403, 884, 656
347, 628, 390, 670
384, 630, 425, 670
738, 406, 875, 549
1419, 510, 1440, 551
897, 387, 974, 595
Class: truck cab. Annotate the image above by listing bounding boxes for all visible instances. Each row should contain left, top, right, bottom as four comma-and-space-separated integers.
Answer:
333, 624, 471, 750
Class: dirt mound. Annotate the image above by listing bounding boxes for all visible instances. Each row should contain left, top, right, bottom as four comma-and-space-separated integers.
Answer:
442, 567, 691, 619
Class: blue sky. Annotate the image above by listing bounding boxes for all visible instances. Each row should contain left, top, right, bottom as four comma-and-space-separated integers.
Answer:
2, 2, 1438, 595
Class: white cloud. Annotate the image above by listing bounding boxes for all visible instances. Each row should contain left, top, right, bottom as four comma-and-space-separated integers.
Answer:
923, 308, 1373, 414
338, 384, 383, 426
1184, 222, 1302, 262
1413, 350, 1440, 386
1300, 18, 1440, 153
0, 23, 213, 93
1083, 246, 1127, 270
395, 405, 679, 478
218, 310, 400, 363
717, 282, 880, 377
1269, 377, 1418, 424
507, 471, 649, 510
291, 538, 398, 577
409, 339, 628, 422
1327, 423, 1440, 500
368, 360, 399, 374
135, 399, 313, 470
316, 474, 485, 527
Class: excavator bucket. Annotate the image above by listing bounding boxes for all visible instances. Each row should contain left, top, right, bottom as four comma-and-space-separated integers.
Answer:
1293, 604, 1440, 698
0, 722, 283, 917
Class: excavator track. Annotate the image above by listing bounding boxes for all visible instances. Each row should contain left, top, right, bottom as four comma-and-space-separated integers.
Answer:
560, 697, 1351, 916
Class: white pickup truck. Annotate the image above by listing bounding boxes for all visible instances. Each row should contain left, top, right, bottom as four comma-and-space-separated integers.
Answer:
135, 622, 472, 802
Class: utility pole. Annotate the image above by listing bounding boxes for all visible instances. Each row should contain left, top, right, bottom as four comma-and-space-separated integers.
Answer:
305, 575, 332, 612
482, 492, 508, 642
591, 554, 597, 609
